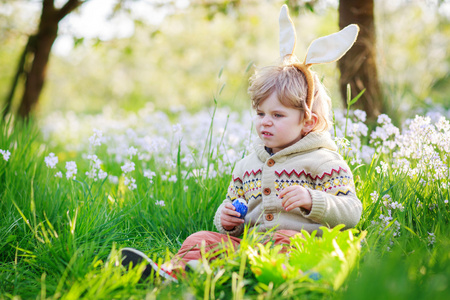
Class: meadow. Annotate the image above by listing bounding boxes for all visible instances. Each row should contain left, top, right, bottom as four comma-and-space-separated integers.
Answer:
1, 0, 450, 298
1, 98, 450, 299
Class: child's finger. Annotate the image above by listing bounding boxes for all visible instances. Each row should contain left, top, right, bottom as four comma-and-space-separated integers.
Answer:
224, 202, 235, 210
221, 214, 244, 226
223, 203, 241, 217
284, 200, 301, 212
279, 188, 295, 206
278, 186, 293, 199
282, 195, 299, 210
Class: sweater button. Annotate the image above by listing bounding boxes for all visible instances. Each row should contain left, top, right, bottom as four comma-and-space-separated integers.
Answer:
265, 214, 274, 221
263, 188, 271, 195
267, 159, 275, 167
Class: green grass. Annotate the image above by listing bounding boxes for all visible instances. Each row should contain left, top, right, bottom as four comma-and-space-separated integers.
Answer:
1, 111, 449, 299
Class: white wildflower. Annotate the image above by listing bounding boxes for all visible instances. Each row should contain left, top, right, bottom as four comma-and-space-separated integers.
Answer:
65, 161, 77, 179
155, 200, 165, 206
55, 171, 63, 178
360, 145, 375, 164
382, 194, 392, 201
98, 169, 107, 180
124, 177, 137, 190
85, 154, 105, 181
121, 161, 135, 173
168, 175, 177, 183
87, 154, 102, 169
376, 161, 389, 174
44, 153, 58, 168
377, 114, 392, 125
127, 147, 138, 157
165, 159, 176, 168
370, 191, 379, 202
89, 129, 103, 147
436, 117, 450, 132
355, 122, 369, 136
144, 169, 156, 179
353, 109, 367, 122
109, 175, 119, 185
427, 232, 436, 246
0, 149, 11, 162
85, 169, 97, 180
335, 137, 350, 148
389, 201, 405, 212
172, 123, 182, 133
350, 158, 362, 165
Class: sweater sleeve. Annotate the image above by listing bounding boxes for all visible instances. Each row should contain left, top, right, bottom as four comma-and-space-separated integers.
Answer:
301, 158, 362, 229
213, 177, 245, 236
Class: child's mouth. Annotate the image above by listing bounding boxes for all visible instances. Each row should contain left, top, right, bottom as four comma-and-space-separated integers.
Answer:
261, 131, 273, 137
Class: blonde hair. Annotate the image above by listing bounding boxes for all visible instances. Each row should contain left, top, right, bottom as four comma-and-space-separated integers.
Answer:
248, 63, 332, 132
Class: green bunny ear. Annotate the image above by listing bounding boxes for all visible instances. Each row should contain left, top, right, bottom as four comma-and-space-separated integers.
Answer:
304, 24, 359, 65
279, 4, 296, 58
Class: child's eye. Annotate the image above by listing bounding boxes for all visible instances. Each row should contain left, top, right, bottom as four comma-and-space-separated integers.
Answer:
257, 112, 264, 117
274, 114, 283, 118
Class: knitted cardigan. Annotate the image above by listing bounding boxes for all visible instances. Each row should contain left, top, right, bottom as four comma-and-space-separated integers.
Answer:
213, 131, 362, 237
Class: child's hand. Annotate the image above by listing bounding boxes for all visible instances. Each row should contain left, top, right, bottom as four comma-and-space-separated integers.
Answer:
278, 185, 312, 212
221, 202, 245, 230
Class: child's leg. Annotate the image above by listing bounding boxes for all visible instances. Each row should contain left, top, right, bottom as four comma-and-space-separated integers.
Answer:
119, 231, 240, 282
172, 230, 241, 269
271, 229, 300, 246
262, 230, 300, 253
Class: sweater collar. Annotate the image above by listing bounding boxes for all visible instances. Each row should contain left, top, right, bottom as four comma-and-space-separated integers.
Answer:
254, 131, 337, 161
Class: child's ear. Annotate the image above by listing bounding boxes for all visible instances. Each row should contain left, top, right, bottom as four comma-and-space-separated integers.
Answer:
302, 113, 318, 135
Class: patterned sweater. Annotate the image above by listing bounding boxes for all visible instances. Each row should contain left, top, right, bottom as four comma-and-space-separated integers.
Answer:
214, 131, 362, 237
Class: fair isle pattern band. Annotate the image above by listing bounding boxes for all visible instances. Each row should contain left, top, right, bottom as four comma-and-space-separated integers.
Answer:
227, 167, 354, 202
275, 166, 349, 181
275, 167, 354, 196
275, 176, 354, 196
232, 169, 262, 183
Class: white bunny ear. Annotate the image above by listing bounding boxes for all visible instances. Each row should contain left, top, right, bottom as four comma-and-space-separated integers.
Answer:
279, 4, 296, 58
304, 24, 359, 65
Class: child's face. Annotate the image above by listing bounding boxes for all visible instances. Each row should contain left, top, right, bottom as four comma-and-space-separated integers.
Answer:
255, 92, 305, 153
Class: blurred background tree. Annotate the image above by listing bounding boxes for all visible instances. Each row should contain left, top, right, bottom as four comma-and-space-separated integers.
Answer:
1, 0, 449, 122
2, 0, 83, 119
338, 0, 382, 120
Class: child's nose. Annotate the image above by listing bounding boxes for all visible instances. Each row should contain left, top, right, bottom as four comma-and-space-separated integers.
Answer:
261, 116, 272, 126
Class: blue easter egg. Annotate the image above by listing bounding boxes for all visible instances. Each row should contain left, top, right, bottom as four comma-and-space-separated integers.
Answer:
306, 271, 321, 281
232, 198, 248, 219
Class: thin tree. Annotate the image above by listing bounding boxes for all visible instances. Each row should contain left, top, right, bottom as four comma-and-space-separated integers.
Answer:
3, 0, 84, 119
338, 0, 383, 120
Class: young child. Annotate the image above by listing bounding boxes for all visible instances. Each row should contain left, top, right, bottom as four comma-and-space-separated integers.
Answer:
120, 5, 362, 283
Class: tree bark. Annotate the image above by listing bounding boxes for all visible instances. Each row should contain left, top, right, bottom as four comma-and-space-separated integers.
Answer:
17, 0, 83, 118
2, 35, 36, 120
338, 0, 383, 121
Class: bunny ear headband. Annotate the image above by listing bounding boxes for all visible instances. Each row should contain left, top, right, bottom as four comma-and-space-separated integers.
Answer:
279, 4, 359, 119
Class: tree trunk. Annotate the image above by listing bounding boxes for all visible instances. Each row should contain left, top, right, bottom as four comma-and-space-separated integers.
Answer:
17, 0, 82, 119
338, 0, 383, 121
2, 36, 36, 120
18, 6, 58, 118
